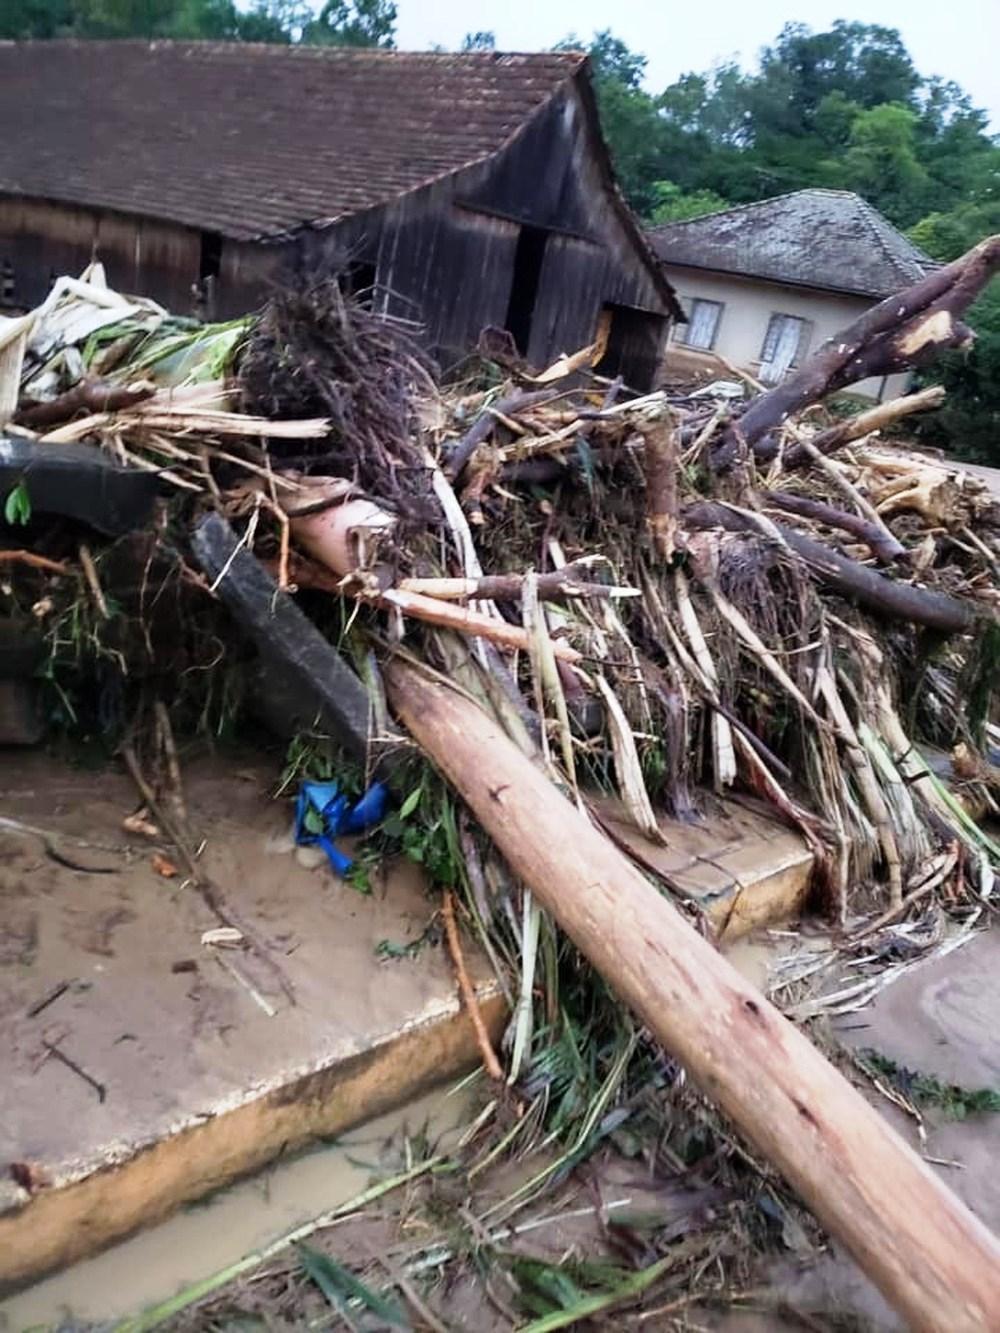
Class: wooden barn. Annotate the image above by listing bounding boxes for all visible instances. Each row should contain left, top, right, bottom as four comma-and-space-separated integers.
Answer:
0, 42, 680, 388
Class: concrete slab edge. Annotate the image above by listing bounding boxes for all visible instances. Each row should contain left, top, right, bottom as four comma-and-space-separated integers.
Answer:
0, 985, 506, 1294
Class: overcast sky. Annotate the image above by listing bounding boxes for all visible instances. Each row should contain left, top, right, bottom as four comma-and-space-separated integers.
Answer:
395, 0, 999, 130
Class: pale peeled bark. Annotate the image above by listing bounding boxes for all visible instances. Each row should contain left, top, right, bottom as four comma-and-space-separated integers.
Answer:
387, 660, 1000, 1333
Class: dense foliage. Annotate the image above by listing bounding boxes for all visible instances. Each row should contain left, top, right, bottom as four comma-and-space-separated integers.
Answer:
573, 22, 1000, 460
573, 23, 998, 229
0, 0, 396, 44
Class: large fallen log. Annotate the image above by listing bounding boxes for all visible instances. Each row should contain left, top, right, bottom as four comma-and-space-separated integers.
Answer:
713, 236, 1000, 468
387, 660, 1000, 1332
685, 501, 976, 634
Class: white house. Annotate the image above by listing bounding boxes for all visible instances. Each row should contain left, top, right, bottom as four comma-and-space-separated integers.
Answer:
649, 189, 936, 400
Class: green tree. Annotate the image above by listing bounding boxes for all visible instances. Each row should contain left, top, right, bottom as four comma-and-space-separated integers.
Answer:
839, 103, 930, 224
583, 28, 646, 89
0, 0, 72, 37
556, 30, 671, 217
911, 203, 1000, 462
460, 30, 494, 52
648, 181, 728, 224
301, 0, 395, 47
754, 20, 920, 134
72, 0, 176, 36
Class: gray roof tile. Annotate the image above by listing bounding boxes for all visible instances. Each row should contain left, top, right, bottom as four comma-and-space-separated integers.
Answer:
649, 189, 935, 299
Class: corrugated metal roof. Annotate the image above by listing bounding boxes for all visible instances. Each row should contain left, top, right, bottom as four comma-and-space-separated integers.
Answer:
649, 189, 935, 299
0, 42, 586, 241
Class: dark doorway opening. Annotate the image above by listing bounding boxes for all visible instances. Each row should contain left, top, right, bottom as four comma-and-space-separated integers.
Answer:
196, 232, 224, 319
505, 226, 549, 356
199, 231, 223, 282
1, 258, 14, 309
595, 303, 667, 392
342, 259, 378, 307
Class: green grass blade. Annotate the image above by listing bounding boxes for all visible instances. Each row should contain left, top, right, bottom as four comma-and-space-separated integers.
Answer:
113, 1156, 443, 1331
517, 1255, 673, 1332
298, 1244, 411, 1327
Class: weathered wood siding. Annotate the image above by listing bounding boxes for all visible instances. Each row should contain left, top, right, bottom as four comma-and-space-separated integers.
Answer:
0, 74, 673, 388
0, 197, 201, 311
296, 82, 673, 385
215, 241, 286, 317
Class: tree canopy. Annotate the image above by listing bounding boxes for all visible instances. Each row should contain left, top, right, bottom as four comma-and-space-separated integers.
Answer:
574, 21, 999, 460
0, 0, 395, 44
574, 21, 999, 231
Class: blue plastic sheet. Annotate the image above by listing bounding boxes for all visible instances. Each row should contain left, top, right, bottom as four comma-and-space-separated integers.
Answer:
294, 779, 389, 876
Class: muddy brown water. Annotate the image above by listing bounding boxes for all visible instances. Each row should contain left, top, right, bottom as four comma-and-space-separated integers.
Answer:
0, 1082, 472, 1330
0, 932, 793, 1332
4, 745, 999, 1332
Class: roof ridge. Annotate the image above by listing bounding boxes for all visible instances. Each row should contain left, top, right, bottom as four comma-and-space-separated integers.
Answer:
852, 193, 929, 283
648, 187, 933, 298
648, 187, 862, 236
4, 37, 586, 65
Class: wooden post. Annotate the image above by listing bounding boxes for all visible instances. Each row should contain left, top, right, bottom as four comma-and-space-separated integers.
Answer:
387, 660, 1000, 1333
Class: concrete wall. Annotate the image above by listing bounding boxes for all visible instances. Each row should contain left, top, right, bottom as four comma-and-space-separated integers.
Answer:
660, 264, 910, 401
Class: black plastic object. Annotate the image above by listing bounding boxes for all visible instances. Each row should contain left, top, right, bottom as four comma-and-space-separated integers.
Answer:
191, 512, 397, 770
0, 437, 161, 537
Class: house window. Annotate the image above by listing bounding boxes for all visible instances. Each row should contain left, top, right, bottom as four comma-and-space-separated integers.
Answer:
759, 314, 812, 384
676, 297, 723, 350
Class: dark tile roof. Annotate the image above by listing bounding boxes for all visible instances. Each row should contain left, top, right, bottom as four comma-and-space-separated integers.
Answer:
0, 42, 586, 241
649, 189, 936, 299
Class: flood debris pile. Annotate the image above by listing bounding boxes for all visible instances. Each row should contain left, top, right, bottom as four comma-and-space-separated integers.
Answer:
4, 239, 1000, 1327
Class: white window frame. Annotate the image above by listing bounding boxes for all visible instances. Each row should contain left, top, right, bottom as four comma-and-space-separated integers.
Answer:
675, 296, 724, 351
758, 313, 812, 382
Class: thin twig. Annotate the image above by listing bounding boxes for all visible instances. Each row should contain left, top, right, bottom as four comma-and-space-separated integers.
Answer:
154, 700, 188, 828
120, 739, 296, 1007
848, 849, 958, 943
42, 1039, 106, 1102
377, 1255, 449, 1333
0, 550, 71, 574
442, 889, 503, 1081
78, 543, 109, 618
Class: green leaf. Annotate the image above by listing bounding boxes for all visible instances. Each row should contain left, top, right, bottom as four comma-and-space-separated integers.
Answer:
298, 1244, 410, 1327
398, 785, 422, 820
4, 481, 31, 526
380, 812, 405, 839
516, 1255, 673, 1332
347, 862, 372, 896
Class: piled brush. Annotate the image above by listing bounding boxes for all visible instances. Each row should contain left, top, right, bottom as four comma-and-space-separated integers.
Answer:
7, 249, 1000, 1325
238, 273, 441, 537
8, 253, 999, 973
190, 241, 1000, 1258
416, 245, 1000, 924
